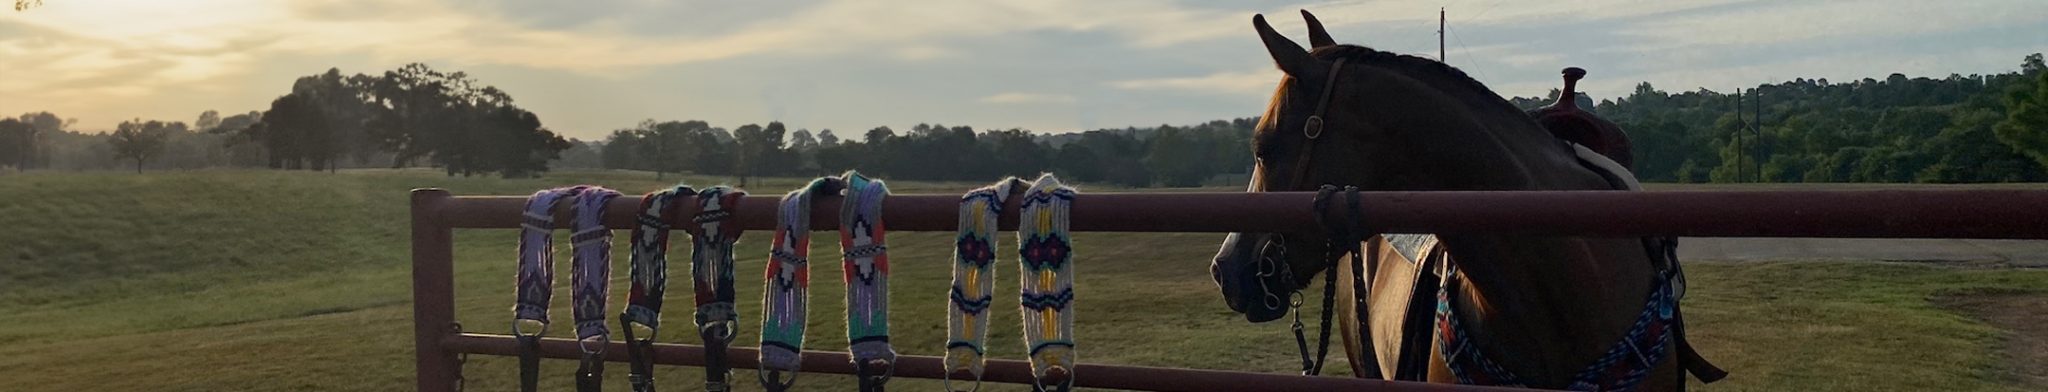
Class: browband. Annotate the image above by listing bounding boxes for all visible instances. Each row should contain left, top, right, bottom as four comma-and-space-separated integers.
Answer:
622, 183, 695, 392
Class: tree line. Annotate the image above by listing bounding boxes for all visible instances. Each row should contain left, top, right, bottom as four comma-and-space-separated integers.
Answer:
0, 64, 571, 177
591, 118, 1253, 187
1510, 53, 2048, 183
8, 53, 2048, 186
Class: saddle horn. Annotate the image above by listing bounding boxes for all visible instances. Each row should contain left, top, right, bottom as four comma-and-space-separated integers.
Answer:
1301, 10, 1336, 48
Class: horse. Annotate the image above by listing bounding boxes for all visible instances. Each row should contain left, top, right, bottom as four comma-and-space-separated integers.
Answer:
1208, 10, 1723, 391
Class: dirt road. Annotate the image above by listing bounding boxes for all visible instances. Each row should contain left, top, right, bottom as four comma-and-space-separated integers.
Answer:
1678, 238, 2048, 267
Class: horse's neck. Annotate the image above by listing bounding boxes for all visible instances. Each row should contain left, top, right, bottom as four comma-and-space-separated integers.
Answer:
1433, 128, 1657, 383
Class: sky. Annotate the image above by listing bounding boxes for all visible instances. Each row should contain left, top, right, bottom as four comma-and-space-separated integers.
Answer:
3, 0, 2045, 140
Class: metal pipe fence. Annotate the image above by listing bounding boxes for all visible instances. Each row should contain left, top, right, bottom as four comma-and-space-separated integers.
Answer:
410, 187, 2048, 391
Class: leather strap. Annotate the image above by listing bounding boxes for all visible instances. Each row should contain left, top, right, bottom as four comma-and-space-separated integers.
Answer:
689, 186, 748, 392
1284, 57, 1348, 191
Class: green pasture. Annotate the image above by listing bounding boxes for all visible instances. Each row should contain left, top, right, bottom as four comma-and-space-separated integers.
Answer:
0, 170, 2042, 391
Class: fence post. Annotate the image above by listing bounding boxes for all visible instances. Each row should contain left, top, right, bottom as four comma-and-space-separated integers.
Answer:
413, 189, 458, 392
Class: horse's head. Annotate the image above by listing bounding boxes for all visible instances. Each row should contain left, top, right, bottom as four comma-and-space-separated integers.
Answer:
1212, 10, 1571, 322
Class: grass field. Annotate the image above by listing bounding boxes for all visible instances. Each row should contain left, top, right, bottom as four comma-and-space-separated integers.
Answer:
1, 169, 2043, 391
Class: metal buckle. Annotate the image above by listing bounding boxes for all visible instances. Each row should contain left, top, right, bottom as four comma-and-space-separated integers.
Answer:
1303, 116, 1325, 139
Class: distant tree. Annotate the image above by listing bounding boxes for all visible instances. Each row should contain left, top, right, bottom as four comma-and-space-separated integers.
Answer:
109, 119, 174, 173
247, 93, 333, 170
212, 111, 267, 167
1995, 69, 2048, 170
789, 129, 818, 150
554, 139, 603, 169
14, 0, 42, 11
864, 126, 895, 145
195, 110, 222, 132
817, 129, 839, 145
0, 118, 32, 169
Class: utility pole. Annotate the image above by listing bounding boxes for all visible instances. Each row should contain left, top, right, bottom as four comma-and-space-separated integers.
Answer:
1753, 89, 1765, 183
1439, 7, 1447, 61
1736, 88, 1745, 183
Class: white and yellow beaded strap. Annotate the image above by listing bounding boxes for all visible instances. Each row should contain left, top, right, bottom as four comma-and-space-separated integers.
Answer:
944, 177, 1025, 392
1017, 174, 1077, 392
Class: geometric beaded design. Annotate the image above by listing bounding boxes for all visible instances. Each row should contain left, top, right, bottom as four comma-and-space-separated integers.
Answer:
623, 184, 693, 331
514, 185, 590, 327
688, 186, 747, 330
1436, 262, 1676, 391
839, 171, 896, 364
569, 187, 622, 342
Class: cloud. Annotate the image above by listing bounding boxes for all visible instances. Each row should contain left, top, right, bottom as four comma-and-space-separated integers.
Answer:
980, 92, 1076, 104
1110, 68, 1279, 96
1614, 0, 2048, 51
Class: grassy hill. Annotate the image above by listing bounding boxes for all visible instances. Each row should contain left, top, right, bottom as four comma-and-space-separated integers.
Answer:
0, 169, 2042, 391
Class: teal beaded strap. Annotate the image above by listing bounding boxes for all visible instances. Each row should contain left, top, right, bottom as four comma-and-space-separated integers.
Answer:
1018, 174, 1077, 392
758, 176, 843, 392
944, 177, 1026, 392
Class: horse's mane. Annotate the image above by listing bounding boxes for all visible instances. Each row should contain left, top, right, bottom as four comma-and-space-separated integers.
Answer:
1308, 45, 1530, 124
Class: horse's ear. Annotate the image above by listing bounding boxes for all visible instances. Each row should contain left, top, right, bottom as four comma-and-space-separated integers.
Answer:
1301, 9, 1336, 48
1253, 14, 1315, 77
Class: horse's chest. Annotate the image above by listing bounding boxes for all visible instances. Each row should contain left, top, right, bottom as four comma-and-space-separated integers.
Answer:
1355, 234, 1448, 380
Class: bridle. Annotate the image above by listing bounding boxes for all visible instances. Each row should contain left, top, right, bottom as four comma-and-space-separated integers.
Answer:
1250, 57, 1377, 378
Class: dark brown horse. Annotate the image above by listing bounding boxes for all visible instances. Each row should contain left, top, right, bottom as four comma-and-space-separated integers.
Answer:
1209, 10, 1721, 390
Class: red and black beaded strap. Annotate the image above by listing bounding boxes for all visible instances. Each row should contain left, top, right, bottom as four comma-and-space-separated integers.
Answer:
686, 186, 747, 392
620, 184, 694, 392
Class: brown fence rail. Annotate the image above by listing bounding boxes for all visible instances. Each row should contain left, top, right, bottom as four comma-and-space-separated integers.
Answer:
410, 187, 2048, 391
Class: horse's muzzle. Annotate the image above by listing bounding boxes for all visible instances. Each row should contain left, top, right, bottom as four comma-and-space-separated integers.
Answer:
1210, 232, 1291, 323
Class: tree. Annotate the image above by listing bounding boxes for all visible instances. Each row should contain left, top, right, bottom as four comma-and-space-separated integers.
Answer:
247, 93, 333, 170
195, 110, 222, 132
109, 119, 173, 173
818, 129, 840, 145
0, 118, 32, 169
789, 129, 818, 150
1995, 69, 2048, 170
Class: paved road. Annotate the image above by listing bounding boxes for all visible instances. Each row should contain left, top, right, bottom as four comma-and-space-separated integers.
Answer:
1677, 238, 2048, 267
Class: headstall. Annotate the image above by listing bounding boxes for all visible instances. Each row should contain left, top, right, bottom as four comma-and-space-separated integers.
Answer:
757, 176, 841, 392
944, 177, 1027, 392
622, 183, 695, 392
1017, 174, 1079, 392
685, 186, 747, 392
